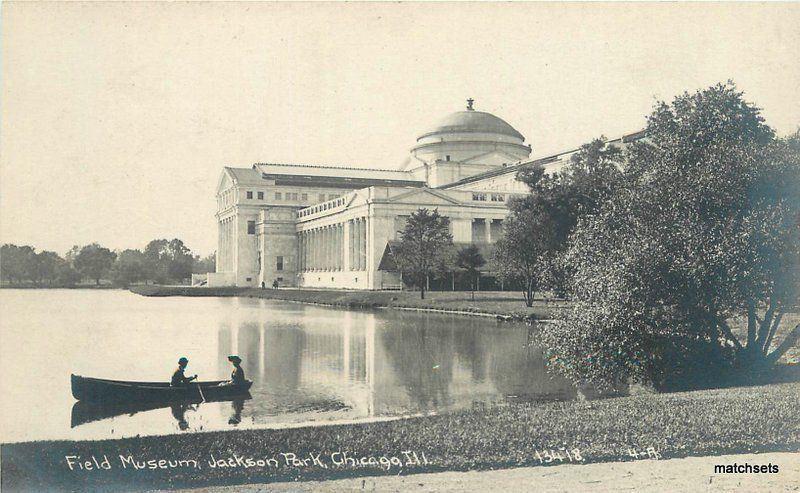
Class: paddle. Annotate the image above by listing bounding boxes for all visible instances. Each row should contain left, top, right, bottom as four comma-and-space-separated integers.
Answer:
194, 376, 206, 402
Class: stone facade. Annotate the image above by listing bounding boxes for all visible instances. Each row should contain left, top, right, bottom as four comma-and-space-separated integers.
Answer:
212, 101, 643, 289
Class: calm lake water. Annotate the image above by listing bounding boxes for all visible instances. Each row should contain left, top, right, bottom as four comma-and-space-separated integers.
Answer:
0, 289, 576, 443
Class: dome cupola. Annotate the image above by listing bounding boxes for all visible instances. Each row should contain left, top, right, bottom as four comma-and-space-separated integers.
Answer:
407, 99, 532, 187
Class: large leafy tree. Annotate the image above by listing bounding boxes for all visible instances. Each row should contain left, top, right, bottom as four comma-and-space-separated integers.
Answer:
144, 238, 195, 284
0, 244, 34, 284
455, 244, 486, 300
540, 83, 800, 389
111, 249, 148, 287
499, 138, 624, 298
29, 251, 62, 286
393, 208, 453, 299
493, 204, 554, 307
74, 243, 117, 285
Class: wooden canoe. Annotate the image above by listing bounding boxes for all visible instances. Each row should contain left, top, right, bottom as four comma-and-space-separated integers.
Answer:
71, 374, 252, 403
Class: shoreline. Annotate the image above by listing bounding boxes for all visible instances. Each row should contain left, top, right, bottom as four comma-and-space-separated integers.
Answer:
2, 381, 799, 491
129, 285, 564, 322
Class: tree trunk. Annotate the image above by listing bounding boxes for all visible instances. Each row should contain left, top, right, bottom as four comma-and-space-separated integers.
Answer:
767, 323, 800, 365
96, 278, 100, 286
525, 279, 534, 307
420, 285, 425, 300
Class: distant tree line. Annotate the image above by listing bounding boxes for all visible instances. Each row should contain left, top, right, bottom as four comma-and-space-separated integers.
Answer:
0, 239, 215, 287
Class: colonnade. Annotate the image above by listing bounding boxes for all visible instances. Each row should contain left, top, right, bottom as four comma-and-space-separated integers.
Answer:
218, 217, 236, 272
298, 217, 368, 271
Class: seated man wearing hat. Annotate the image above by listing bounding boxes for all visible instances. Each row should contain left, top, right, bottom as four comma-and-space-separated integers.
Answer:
227, 355, 246, 385
171, 357, 198, 387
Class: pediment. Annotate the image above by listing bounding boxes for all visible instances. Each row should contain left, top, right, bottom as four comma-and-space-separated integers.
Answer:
462, 150, 522, 166
216, 169, 234, 193
385, 188, 462, 206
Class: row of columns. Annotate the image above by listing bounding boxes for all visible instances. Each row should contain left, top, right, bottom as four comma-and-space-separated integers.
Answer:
471, 218, 503, 243
349, 217, 367, 271
298, 217, 367, 272
299, 224, 344, 271
218, 217, 235, 272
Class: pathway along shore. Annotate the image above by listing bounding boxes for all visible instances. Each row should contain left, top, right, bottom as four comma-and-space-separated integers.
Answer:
130, 285, 566, 322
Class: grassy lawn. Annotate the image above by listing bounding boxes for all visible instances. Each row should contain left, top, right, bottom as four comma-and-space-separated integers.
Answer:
3, 381, 798, 491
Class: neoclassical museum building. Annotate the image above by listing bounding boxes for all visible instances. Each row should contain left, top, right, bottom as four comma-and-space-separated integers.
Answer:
206, 100, 642, 289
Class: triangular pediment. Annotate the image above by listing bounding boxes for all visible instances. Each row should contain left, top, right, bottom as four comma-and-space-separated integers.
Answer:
385, 188, 462, 206
462, 150, 522, 166
216, 168, 235, 193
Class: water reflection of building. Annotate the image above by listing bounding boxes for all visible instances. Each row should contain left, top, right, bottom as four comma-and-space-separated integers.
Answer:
216, 307, 576, 420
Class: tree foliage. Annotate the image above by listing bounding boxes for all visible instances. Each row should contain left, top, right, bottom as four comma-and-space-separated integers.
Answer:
455, 244, 486, 300
111, 249, 148, 287
74, 243, 117, 285
540, 82, 800, 390
496, 138, 625, 300
1, 238, 204, 287
144, 238, 195, 284
493, 203, 554, 307
392, 208, 453, 299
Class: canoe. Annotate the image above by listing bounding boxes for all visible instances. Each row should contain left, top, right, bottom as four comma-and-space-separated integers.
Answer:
71, 374, 252, 403
70, 392, 252, 428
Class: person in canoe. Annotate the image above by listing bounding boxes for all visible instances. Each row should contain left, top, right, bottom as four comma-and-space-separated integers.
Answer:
226, 355, 246, 385
170, 357, 198, 387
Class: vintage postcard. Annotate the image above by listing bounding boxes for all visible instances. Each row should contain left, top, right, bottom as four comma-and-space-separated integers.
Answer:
1, 2, 798, 492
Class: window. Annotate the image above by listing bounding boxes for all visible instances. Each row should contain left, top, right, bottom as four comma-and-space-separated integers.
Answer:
275, 192, 282, 200
257, 191, 264, 200
246, 191, 253, 199
246, 277, 252, 282
247, 220, 255, 234
276, 256, 284, 271
301, 193, 308, 201
445, 155, 451, 161
291, 192, 298, 200
472, 193, 487, 201
491, 194, 505, 202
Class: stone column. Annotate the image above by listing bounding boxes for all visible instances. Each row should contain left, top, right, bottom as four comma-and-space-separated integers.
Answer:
358, 218, 366, 271
316, 228, 321, 271
325, 226, 331, 271
337, 224, 343, 271
335, 225, 340, 271
311, 229, 317, 270
343, 220, 352, 271
354, 219, 360, 270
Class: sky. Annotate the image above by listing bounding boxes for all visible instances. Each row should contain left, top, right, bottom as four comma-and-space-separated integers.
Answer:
1, 2, 799, 257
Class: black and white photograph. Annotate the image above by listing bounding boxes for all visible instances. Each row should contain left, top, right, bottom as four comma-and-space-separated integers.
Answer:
0, 2, 798, 491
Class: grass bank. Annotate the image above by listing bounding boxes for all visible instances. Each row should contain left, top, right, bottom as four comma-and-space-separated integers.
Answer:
130, 286, 566, 321
2, 382, 799, 492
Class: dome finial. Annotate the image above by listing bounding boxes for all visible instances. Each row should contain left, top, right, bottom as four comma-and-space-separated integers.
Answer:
466, 98, 475, 111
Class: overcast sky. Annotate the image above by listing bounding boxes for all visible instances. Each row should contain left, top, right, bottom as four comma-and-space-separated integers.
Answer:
2, 2, 798, 256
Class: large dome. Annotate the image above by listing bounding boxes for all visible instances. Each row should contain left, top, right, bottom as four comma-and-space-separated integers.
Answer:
418, 109, 525, 141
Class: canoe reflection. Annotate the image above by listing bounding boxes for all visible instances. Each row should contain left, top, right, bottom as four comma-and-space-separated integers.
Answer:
70, 393, 252, 429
